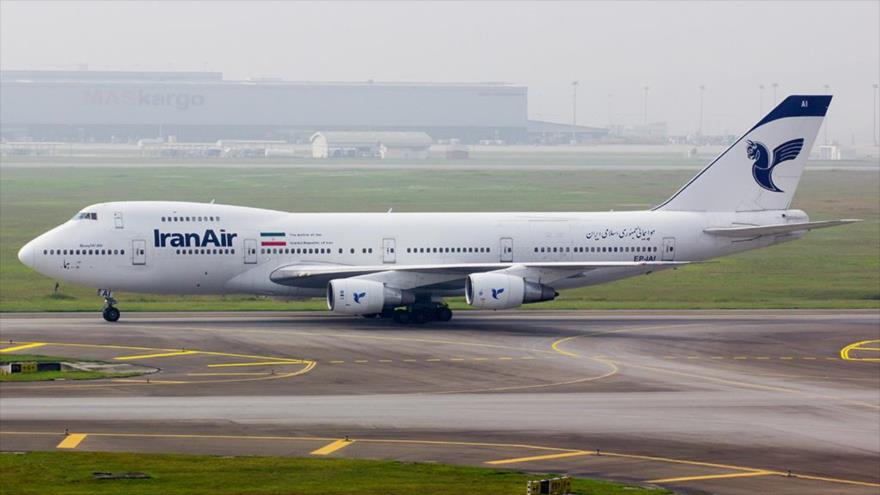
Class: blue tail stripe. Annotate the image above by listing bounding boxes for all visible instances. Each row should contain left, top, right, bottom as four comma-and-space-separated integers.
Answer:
750, 95, 831, 132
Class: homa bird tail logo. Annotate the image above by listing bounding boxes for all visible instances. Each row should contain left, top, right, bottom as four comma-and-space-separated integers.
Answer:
491, 288, 505, 300
746, 138, 805, 193
353, 292, 366, 304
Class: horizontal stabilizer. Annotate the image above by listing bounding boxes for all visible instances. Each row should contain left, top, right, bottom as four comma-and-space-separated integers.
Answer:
704, 219, 861, 237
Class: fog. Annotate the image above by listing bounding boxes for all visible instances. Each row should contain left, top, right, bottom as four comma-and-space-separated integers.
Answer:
1, 1, 878, 142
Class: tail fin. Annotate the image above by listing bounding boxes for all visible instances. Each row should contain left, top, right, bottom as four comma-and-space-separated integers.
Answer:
655, 95, 831, 212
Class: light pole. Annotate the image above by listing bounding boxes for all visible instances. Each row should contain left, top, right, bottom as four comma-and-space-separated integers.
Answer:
759, 84, 765, 113
642, 85, 649, 125
873, 83, 878, 146
823, 84, 830, 145
772, 82, 778, 105
571, 81, 579, 144
699, 85, 706, 136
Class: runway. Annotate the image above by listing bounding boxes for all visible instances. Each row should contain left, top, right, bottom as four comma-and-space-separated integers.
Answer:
1, 310, 878, 494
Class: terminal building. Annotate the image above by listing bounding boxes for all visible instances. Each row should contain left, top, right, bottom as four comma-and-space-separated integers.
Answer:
0, 70, 529, 144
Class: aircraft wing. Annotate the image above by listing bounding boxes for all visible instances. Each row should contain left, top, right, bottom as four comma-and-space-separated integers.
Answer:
269, 260, 690, 289
703, 219, 860, 238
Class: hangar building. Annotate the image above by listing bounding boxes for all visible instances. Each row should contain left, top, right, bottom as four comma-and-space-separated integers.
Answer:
0, 71, 528, 144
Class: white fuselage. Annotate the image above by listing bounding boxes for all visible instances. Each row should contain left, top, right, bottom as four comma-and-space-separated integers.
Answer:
18, 201, 807, 299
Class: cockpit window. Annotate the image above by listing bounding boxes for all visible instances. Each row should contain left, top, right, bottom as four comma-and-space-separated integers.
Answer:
73, 212, 98, 221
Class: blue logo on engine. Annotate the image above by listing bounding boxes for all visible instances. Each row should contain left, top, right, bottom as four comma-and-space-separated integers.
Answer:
491, 288, 505, 299
746, 138, 804, 193
353, 292, 366, 304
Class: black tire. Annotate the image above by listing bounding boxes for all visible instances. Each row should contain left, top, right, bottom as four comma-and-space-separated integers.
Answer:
393, 310, 411, 324
412, 310, 430, 324
361, 313, 380, 319
102, 306, 120, 322
435, 306, 453, 322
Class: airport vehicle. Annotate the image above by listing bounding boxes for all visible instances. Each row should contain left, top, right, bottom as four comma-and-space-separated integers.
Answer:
18, 95, 858, 323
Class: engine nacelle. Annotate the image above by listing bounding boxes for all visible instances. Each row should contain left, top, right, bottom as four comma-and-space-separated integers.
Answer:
465, 273, 557, 310
326, 279, 411, 315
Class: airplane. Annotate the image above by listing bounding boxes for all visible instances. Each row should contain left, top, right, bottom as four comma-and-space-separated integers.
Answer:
18, 95, 859, 324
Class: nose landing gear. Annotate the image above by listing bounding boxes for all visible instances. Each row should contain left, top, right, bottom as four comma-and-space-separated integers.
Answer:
99, 289, 120, 322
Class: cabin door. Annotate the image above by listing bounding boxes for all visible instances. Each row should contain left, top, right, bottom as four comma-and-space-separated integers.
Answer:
382, 238, 396, 263
662, 237, 676, 261
131, 239, 146, 265
500, 237, 513, 262
244, 239, 258, 264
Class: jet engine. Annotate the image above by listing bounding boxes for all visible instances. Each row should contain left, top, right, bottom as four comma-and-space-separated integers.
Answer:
465, 273, 557, 310
326, 279, 412, 315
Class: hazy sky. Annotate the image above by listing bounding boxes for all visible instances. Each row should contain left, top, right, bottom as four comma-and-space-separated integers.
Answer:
2, 1, 878, 142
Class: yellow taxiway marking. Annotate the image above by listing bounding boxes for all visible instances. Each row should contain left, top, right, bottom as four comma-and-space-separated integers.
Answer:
112, 379, 188, 384
56, 433, 87, 449
0, 342, 46, 353
186, 372, 271, 377
550, 331, 880, 412
486, 451, 591, 465
206, 361, 303, 368
550, 336, 581, 357
0, 340, 316, 388
2, 430, 877, 489
661, 355, 834, 361
115, 350, 199, 361
311, 439, 355, 456
648, 470, 774, 483
841, 339, 880, 362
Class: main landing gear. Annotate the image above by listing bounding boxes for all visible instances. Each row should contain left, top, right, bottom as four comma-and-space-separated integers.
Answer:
391, 302, 453, 325
99, 289, 120, 322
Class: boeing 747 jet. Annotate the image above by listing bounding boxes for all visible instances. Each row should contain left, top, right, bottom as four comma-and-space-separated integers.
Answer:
18, 95, 858, 323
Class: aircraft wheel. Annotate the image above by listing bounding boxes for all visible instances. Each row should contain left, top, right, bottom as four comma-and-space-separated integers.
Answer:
393, 310, 411, 324
412, 310, 430, 324
102, 306, 120, 322
435, 306, 453, 322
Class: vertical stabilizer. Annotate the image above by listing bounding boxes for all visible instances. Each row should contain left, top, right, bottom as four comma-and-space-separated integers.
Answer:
655, 95, 831, 212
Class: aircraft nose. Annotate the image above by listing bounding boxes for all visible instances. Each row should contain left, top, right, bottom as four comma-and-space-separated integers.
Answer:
17, 241, 34, 268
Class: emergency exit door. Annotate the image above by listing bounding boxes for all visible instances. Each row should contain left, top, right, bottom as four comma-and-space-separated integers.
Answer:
131, 239, 146, 265
383, 238, 396, 263
500, 237, 513, 262
662, 237, 676, 261
244, 239, 257, 264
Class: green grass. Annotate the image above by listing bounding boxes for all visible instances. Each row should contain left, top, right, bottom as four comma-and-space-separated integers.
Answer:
0, 353, 101, 364
0, 451, 669, 495
0, 370, 139, 382
1, 164, 877, 311
0, 353, 141, 382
